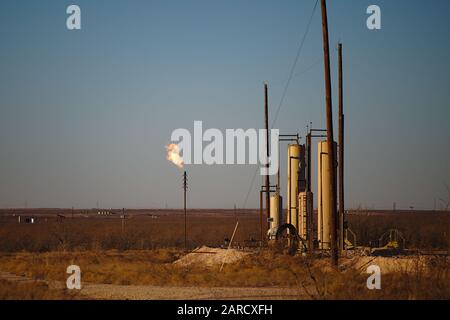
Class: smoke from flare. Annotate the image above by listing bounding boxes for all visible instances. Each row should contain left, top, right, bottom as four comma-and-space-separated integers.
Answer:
165, 143, 184, 168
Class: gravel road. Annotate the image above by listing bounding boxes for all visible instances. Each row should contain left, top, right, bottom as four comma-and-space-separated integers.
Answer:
0, 271, 308, 300
80, 284, 306, 300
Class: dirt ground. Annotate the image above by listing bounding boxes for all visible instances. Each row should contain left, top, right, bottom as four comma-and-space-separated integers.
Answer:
0, 209, 448, 299
1, 252, 448, 300
0, 270, 306, 300
81, 284, 305, 300
174, 246, 250, 268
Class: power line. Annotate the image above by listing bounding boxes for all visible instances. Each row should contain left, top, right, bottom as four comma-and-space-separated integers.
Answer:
241, 166, 259, 209
294, 57, 322, 78
271, 0, 319, 129
241, 0, 319, 209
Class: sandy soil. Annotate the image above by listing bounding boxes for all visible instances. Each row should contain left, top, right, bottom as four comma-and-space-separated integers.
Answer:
80, 284, 306, 300
174, 246, 250, 268
339, 255, 449, 274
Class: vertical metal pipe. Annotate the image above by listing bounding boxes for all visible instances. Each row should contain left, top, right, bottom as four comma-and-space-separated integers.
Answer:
338, 43, 345, 252
306, 134, 312, 193
264, 83, 270, 239
320, 0, 338, 267
306, 133, 314, 251
277, 139, 281, 195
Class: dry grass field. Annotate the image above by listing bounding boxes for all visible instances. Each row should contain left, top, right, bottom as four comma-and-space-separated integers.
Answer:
0, 250, 448, 300
0, 279, 81, 300
0, 209, 262, 252
0, 209, 448, 252
0, 209, 448, 299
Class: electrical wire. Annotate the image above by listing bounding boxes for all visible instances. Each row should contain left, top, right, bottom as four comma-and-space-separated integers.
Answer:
240, 0, 319, 209
270, 0, 319, 129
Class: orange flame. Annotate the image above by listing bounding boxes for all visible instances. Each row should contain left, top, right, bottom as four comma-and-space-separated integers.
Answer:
165, 143, 184, 169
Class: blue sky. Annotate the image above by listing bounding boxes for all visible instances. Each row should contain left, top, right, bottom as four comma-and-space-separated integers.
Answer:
0, 0, 449, 210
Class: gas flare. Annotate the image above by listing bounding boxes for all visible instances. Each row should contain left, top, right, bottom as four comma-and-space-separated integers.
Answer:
165, 143, 184, 168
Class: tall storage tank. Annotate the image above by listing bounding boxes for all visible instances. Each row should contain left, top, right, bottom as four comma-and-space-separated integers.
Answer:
317, 140, 337, 249
298, 191, 313, 241
269, 194, 282, 231
287, 144, 300, 231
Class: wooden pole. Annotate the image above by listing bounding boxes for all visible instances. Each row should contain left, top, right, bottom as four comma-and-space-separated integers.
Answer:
320, 0, 338, 267
306, 133, 314, 251
183, 171, 187, 251
338, 43, 345, 251
121, 208, 125, 235
220, 221, 239, 272
259, 190, 263, 245
264, 83, 270, 240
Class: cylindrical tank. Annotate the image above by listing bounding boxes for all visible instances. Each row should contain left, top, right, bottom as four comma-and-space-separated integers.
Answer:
267, 194, 282, 240
317, 140, 337, 249
298, 191, 313, 240
287, 144, 300, 231
269, 195, 281, 230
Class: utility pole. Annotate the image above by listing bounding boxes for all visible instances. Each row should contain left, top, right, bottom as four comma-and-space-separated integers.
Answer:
320, 0, 338, 267
264, 83, 270, 241
306, 132, 313, 251
183, 171, 188, 251
121, 208, 125, 235
338, 43, 345, 252
260, 190, 263, 244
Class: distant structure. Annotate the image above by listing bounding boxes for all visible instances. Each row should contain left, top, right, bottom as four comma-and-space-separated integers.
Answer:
18, 216, 35, 224
24, 217, 35, 224
98, 211, 113, 216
